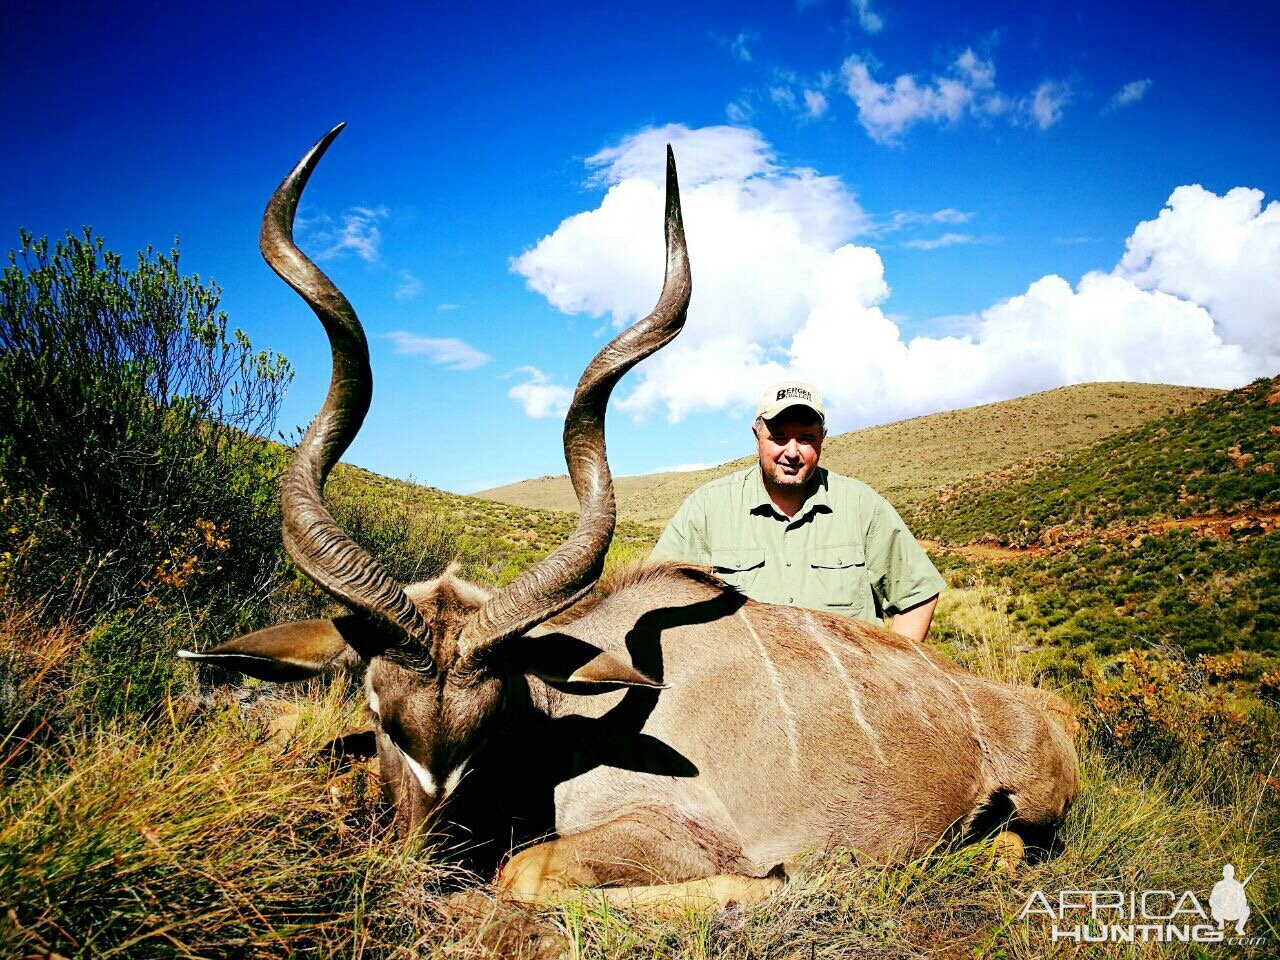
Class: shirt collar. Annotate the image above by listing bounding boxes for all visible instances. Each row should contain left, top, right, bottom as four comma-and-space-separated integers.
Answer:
748, 465, 833, 520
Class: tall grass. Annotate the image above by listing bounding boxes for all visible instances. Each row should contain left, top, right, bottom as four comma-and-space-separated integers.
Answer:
0, 618, 397, 956
2, 561, 1276, 958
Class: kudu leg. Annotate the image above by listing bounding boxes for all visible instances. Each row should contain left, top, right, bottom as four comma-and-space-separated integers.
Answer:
575, 874, 784, 918
495, 809, 783, 914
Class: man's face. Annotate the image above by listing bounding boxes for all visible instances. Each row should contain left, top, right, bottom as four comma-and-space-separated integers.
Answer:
755, 409, 824, 490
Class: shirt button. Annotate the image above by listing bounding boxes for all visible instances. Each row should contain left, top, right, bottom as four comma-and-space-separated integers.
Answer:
785, 561, 791, 567
788, 597, 794, 603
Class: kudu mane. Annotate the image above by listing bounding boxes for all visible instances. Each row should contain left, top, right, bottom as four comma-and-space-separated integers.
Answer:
548, 562, 734, 625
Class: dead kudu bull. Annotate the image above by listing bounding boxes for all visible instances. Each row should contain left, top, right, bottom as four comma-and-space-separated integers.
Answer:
180, 125, 1078, 913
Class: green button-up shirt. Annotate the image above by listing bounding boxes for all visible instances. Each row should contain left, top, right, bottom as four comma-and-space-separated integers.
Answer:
650, 465, 945, 625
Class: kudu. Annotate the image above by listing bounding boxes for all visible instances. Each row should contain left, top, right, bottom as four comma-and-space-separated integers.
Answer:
180, 125, 1078, 913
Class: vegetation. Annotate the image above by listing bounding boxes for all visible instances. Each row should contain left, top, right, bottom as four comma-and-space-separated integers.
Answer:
935, 526, 1280, 660
325, 465, 660, 591
2, 580, 1275, 958
0, 230, 293, 639
910, 376, 1280, 547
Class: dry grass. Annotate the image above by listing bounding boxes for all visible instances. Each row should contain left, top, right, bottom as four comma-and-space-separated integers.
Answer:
930, 580, 1043, 687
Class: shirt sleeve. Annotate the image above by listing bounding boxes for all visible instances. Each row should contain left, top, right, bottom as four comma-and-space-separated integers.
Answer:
863, 494, 945, 615
650, 493, 711, 564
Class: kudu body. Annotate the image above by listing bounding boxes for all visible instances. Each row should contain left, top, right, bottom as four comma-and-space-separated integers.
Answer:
181, 126, 1077, 912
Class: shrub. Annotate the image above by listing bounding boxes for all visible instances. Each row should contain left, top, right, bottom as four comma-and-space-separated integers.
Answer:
329, 490, 460, 587
1085, 648, 1270, 769
0, 230, 292, 632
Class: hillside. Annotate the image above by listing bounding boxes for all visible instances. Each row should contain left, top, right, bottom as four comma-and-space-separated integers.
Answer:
320, 378, 1276, 659
324, 464, 660, 588
918, 376, 1280, 658
910, 376, 1280, 547
7, 383, 1278, 957
477, 381, 1218, 525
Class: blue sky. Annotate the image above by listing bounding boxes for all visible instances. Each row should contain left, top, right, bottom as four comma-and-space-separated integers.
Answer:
3, 1, 1277, 493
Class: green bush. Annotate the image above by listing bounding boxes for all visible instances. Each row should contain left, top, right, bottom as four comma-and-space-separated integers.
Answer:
0, 230, 292, 632
939, 528, 1280, 660
330, 490, 460, 587
73, 613, 182, 723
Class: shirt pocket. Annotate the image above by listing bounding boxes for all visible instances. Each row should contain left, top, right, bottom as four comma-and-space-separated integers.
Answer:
807, 544, 871, 611
709, 548, 767, 595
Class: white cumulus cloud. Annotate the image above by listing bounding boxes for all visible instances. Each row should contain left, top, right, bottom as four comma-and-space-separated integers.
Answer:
842, 53, 980, 144
511, 125, 1270, 430
384, 333, 491, 370
1117, 185, 1280, 369
514, 124, 868, 341
508, 366, 573, 419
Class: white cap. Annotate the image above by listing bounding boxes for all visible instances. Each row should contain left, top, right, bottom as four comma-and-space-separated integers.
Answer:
755, 381, 825, 423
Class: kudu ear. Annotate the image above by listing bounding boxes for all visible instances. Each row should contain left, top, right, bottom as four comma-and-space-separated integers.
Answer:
497, 632, 665, 694
178, 618, 360, 683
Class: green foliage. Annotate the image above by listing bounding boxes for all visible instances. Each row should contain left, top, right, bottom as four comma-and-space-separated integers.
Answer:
911, 376, 1280, 546
73, 613, 183, 723
954, 529, 1280, 659
0, 230, 293, 633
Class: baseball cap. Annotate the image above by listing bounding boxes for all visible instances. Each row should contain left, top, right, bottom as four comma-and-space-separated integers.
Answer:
755, 380, 825, 423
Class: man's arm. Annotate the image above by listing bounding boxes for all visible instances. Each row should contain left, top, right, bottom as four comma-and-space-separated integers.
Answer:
863, 493, 946, 640
887, 593, 938, 643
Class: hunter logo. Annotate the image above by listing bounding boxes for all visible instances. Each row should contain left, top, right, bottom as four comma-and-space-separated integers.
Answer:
1020, 863, 1265, 946
1210, 864, 1253, 934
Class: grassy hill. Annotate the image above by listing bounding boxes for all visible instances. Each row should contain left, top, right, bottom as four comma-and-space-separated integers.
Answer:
477, 381, 1218, 525
7, 374, 1280, 958
922, 376, 1280, 659
324, 464, 661, 589
911, 376, 1280, 547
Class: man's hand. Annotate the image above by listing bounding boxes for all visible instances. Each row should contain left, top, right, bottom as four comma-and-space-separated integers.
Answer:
888, 594, 939, 643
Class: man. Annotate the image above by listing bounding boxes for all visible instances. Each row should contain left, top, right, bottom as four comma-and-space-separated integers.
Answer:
651, 381, 945, 641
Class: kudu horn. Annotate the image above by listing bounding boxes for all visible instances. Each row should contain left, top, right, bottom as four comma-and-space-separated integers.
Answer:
457, 146, 692, 667
261, 123, 434, 663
